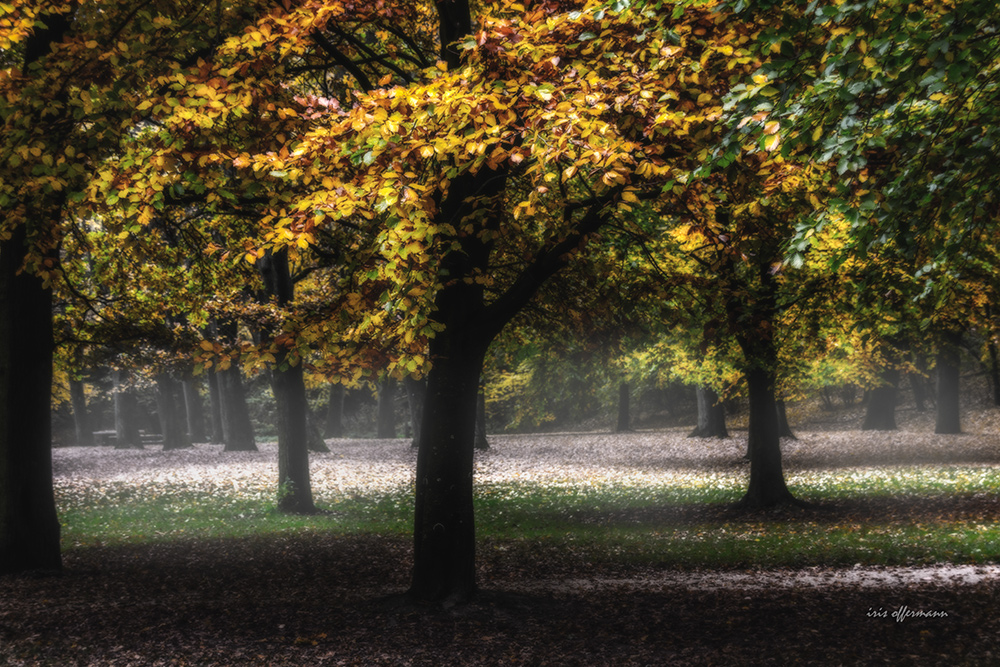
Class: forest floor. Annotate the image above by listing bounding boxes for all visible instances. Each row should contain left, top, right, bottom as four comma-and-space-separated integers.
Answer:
3, 405, 1000, 666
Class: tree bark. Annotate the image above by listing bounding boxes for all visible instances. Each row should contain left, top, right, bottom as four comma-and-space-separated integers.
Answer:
988, 340, 1000, 407
689, 386, 728, 438
258, 248, 316, 513
376, 378, 397, 439
404, 376, 425, 448
740, 367, 795, 508
69, 377, 94, 447
935, 330, 962, 434
156, 375, 192, 450
324, 383, 345, 438
862, 367, 899, 430
0, 222, 62, 574
182, 378, 206, 443
307, 409, 330, 453
475, 388, 489, 450
113, 370, 143, 449
218, 364, 257, 451
615, 382, 632, 433
207, 370, 225, 443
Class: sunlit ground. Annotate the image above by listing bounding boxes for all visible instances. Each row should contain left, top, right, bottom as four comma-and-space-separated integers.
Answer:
51, 422, 1000, 570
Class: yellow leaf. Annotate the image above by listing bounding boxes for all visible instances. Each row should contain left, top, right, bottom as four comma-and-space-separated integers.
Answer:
199, 340, 215, 351
812, 125, 823, 142
764, 121, 780, 135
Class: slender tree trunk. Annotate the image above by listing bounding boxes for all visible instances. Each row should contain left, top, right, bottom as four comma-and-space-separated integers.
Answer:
69, 378, 94, 447
988, 340, 1000, 407
910, 373, 928, 412
377, 378, 397, 439
862, 367, 899, 430
775, 399, 795, 439
307, 409, 330, 453
182, 378, 206, 442
218, 365, 257, 451
207, 371, 225, 443
324, 383, 344, 438
156, 375, 192, 450
0, 223, 61, 574
113, 370, 143, 449
475, 388, 489, 450
690, 386, 728, 438
615, 382, 632, 433
258, 248, 315, 513
935, 331, 962, 434
405, 376, 426, 448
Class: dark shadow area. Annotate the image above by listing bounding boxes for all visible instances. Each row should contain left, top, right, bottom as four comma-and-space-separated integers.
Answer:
1, 532, 997, 666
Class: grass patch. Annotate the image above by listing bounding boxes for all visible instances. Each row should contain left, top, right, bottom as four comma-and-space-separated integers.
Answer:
56, 462, 1000, 568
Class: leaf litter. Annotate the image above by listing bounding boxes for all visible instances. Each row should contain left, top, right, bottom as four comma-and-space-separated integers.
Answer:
1, 421, 998, 665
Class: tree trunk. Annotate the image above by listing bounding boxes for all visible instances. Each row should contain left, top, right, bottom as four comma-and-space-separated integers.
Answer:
258, 248, 315, 513
182, 378, 206, 443
0, 223, 62, 574
775, 399, 795, 439
615, 382, 632, 433
689, 386, 728, 438
475, 388, 489, 450
410, 334, 486, 605
989, 340, 1000, 407
207, 371, 225, 443
862, 368, 899, 430
935, 331, 962, 434
113, 370, 143, 449
377, 378, 397, 439
157, 375, 192, 450
218, 365, 257, 451
740, 367, 795, 508
69, 378, 94, 447
404, 376, 426, 448
324, 383, 345, 438
307, 409, 330, 453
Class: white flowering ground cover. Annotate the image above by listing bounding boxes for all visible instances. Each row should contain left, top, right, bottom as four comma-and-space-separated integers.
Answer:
1, 417, 997, 665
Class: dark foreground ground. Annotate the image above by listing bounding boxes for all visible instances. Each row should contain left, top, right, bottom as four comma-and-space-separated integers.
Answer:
1, 533, 997, 666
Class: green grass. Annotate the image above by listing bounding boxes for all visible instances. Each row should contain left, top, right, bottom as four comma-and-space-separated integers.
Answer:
56, 464, 1000, 568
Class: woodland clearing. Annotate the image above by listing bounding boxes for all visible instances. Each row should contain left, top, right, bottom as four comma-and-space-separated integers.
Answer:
2, 408, 999, 666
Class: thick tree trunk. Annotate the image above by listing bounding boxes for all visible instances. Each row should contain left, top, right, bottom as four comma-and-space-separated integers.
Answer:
689, 386, 728, 438
113, 370, 143, 449
207, 371, 225, 443
157, 375, 192, 450
0, 223, 62, 574
324, 383, 345, 438
404, 376, 426, 448
182, 378, 206, 443
475, 388, 489, 450
410, 335, 486, 605
70, 378, 94, 447
862, 368, 899, 430
218, 365, 257, 451
377, 378, 397, 439
740, 367, 796, 508
935, 331, 962, 434
615, 382, 632, 433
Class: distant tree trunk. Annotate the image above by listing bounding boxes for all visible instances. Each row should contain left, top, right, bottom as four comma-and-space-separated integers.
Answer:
475, 388, 489, 450
910, 372, 928, 412
935, 331, 962, 434
113, 370, 143, 449
307, 410, 330, 453
258, 248, 315, 513
615, 382, 632, 433
0, 218, 61, 574
689, 386, 728, 438
775, 399, 795, 439
156, 375, 192, 450
405, 376, 426, 448
989, 340, 1000, 407
862, 368, 899, 430
324, 384, 345, 438
377, 379, 397, 439
182, 378, 206, 443
207, 371, 225, 444
69, 378, 94, 447
218, 365, 257, 452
